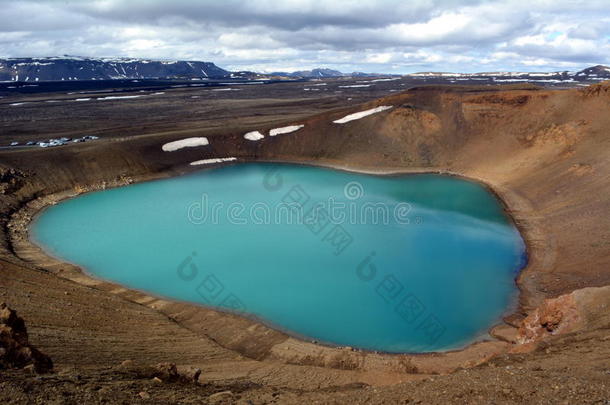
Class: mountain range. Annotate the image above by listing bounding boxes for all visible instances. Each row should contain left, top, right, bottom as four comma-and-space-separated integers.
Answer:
0, 56, 230, 82
1, 56, 610, 83
268, 68, 380, 78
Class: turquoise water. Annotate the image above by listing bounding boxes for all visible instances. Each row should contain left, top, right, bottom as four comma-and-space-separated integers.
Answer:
32, 163, 526, 353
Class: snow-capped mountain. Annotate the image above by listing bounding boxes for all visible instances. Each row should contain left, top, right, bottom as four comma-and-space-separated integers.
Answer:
573, 65, 610, 79
406, 65, 610, 83
262, 65, 610, 82
0, 56, 230, 82
1, 56, 609, 84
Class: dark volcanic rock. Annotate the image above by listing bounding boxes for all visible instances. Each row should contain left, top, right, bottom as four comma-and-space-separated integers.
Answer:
0, 167, 26, 195
0, 302, 53, 373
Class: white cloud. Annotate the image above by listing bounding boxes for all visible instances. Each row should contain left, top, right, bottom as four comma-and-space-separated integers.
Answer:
505, 33, 607, 63
0, 0, 608, 73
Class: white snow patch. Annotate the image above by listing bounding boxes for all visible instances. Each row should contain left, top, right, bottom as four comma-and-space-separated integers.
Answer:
222, 81, 265, 85
152, 92, 165, 95
9, 102, 26, 106
333, 106, 393, 124
244, 131, 264, 141
371, 78, 400, 82
162, 137, 209, 152
97, 95, 144, 100
190, 157, 237, 165
338, 84, 371, 88
493, 78, 575, 83
15, 61, 53, 66
75, 98, 91, 101
269, 125, 304, 136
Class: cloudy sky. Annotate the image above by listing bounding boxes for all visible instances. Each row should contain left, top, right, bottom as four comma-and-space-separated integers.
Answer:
1, 0, 609, 73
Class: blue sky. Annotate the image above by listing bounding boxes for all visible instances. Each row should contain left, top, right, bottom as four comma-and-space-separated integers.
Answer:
0, 0, 608, 73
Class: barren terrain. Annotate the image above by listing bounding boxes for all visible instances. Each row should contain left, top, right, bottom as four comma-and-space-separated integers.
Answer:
0, 79, 609, 403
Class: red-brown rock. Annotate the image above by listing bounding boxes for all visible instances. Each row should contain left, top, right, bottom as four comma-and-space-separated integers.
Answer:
517, 286, 610, 345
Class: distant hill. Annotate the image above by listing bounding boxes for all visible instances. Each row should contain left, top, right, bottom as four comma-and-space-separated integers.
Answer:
407, 65, 610, 82
1, 56, 608, 84
0, 56, 230, 82
269, 68, 344, 78
269, 68, 393, 78
574, 65, 610, 79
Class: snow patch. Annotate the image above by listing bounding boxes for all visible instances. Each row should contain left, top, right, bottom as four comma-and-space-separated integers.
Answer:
338, 84, 371, 88
333, 106, 393, 124
244, 131, 264, 141
269, 125, 304, 136
162, 137, 209, 152
493, 78, 575, 83
97, 95, 144, 100
75, 98, 91, 101
190, 157, 237, 165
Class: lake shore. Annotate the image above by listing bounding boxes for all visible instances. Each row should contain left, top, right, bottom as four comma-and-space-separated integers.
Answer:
10, 161, 517, 377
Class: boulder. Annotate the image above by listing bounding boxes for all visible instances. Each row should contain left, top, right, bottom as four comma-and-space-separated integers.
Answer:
517, 286, 610, 345
153, 362, 179, 381
178, 365, 202, 383
0, 302, 53, 373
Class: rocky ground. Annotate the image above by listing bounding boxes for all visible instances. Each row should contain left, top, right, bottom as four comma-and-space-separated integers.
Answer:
1, 329, 609, 404
0, 80, 609, 403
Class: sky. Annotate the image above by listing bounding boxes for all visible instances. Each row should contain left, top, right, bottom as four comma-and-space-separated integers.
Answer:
0, 0, 609, 73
